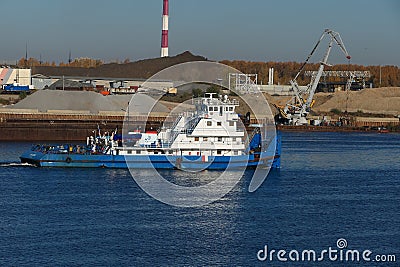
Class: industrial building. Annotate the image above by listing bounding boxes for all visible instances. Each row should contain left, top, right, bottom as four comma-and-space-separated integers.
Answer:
0, 67, 31, 86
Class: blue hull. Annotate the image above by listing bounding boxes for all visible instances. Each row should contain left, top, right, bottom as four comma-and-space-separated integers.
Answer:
20, 153, 280, 170
20, 134, 281, 170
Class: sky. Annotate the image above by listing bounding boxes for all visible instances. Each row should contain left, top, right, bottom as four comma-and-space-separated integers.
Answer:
1, 0, 399, 66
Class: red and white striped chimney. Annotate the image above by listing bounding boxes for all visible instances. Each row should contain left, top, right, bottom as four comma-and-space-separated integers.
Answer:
161, 0, 169, 57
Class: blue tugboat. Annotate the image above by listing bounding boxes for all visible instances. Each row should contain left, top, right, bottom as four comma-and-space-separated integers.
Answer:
20, 94, 281, 170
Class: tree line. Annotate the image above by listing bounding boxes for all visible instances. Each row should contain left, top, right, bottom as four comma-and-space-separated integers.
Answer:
220, 60, 400, 87
16, 57, 104, 68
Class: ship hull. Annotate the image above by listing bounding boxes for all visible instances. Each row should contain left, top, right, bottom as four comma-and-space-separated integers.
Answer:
20, 131, 281, 170
20, 152, 280, 170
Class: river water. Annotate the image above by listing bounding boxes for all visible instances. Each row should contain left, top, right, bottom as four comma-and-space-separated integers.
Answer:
0, 131, 399, 266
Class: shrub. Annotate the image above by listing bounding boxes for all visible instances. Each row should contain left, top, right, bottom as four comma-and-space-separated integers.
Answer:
330, 108, 341, 115
192, 88, 203, 98
19, 92, 27, 100
0, 98, 10, 105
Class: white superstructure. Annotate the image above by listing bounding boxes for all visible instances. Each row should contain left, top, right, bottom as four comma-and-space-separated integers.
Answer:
112, 93, 246, 157
167, 93, 244, 156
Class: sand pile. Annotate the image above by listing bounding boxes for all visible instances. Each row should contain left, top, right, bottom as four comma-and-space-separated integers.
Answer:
313, 87, 400, 115
5, 90, 169, 114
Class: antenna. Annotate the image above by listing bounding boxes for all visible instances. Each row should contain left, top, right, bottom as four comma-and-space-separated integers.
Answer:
25, 42, 28, 67
68, 50, 72, 64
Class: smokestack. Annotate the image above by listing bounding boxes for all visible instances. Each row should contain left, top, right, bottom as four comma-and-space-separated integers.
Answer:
161, 0, 169, 57
271, 68, 274, 85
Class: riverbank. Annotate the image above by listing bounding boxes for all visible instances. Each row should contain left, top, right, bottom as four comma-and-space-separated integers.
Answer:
277, 125, 399, 133
0, 112, 398, 141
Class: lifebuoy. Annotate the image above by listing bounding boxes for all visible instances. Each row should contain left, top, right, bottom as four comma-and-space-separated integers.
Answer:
66, 157, 72, 164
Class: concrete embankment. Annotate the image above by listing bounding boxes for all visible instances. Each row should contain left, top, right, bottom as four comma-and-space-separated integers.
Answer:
1, 121, 122, 141
276, 125, 397, 132
1, 112, 399, 142
0, 113, 167, 141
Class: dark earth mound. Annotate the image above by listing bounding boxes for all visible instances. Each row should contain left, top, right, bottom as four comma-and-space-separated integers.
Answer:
32, 51, 207, 79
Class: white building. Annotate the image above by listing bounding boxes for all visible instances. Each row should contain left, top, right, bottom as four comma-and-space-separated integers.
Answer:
0, 68, 31, 86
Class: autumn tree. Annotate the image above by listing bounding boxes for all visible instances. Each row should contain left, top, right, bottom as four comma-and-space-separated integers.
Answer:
220, 60, 400, 87
16, 56, 104, 68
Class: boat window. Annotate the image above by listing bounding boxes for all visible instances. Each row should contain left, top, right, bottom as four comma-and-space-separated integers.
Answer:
218, 137, 222, 142
229, 121, 234, 126
203, 137, 208, 141
217, 122, 221, 126
194, 137, 199, 141
219, 107, 223, 116
207, 121, 212, 126
214, 107, 218, 111
234, 150, 238, 155
136, 150, 141, 154
217, 150, 222, 155
127, 150, 132, 154
229, 107, 234, 111
209, 107, 213, 111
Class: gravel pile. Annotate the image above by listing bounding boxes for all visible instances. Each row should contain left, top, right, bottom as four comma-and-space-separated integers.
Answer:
313, 87, 400, 115
8, 90, 169, 114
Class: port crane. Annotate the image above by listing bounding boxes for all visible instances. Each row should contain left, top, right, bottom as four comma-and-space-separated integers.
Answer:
276, 29, 351, 125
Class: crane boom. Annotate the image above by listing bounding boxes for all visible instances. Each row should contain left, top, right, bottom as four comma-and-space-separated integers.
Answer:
279, 29, 351, 125
304, 29, 350, 111
293, 30, 326, 81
